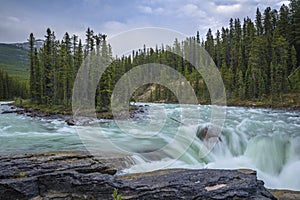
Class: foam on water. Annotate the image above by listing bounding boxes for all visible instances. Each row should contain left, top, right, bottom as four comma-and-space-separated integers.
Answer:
0, 102, 299, 190
120, 104, 300, 191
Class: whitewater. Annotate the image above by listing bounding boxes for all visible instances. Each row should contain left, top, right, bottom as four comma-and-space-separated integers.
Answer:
0, 102, 299, 190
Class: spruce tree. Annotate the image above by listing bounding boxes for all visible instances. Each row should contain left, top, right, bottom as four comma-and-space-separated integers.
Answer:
29, 33, 35, 101
290, 0, 300, 65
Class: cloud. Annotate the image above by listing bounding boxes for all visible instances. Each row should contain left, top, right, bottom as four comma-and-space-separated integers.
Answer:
181, 4, 207, 18
216, 4, 242, 14
276, 0, 290, 6
139, 5, 153, 14
0, 0, 289, 43
102, 21, 128, 33
7, 16, 20, 23
138, 5, 165, 15
154, 7, 165, 14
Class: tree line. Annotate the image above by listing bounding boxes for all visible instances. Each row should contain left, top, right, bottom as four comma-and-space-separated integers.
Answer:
28, 28, 112, 109
198, 1, 300, 103
28, 1, 299, 110
127, 1, 300, 104
0, 69, 28, 100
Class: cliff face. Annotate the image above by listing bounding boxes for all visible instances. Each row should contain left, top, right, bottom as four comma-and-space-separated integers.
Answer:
0, 151, 276, 200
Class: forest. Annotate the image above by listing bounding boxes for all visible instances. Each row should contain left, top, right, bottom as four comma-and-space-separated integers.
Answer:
1, 1, 300, 110
0, 69, 28, 100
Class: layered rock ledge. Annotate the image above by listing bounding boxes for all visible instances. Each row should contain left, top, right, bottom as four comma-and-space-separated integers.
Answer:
0, 151, 276, 200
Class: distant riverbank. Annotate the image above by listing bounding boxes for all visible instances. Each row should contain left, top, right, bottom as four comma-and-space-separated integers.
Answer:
2, 99, 146, 126
2, 98, 298, 124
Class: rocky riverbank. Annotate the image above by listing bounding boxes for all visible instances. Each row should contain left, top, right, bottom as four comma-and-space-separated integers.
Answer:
0, 103, 149, 126
0, 151, 276, 200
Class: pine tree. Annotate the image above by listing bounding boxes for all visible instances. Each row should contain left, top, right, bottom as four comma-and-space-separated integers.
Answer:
278, 4, 290, 38
290, 0, 300, 65
85, 28, 94, 57
263, 7, 274, 95
42, 28, 55, 105
272, 29, 290, 96
29, 33, 35, 101
256, 8, 263, 36
247, 36, 266, 99
205, 28, 214, 57
215, 30, 222, 68
34, 48, 42, 103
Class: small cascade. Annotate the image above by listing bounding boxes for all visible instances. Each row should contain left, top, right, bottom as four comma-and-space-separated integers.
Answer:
244, 135, 290, 175
1, 102, 299, 190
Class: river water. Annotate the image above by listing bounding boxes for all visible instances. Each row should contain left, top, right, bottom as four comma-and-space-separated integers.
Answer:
0, 102, 299, 190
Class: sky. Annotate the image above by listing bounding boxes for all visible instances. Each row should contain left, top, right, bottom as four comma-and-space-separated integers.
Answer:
0, 0, 290, 44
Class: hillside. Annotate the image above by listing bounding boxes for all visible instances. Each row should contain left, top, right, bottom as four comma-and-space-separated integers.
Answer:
0, 43, 29, 80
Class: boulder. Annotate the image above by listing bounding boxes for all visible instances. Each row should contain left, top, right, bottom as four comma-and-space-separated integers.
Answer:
196, 124, 222, 142
0, 151, 276, 200
65, 118, 76, 126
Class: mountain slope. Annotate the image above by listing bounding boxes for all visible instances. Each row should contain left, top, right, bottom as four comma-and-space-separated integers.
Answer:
0, 43, 29, 80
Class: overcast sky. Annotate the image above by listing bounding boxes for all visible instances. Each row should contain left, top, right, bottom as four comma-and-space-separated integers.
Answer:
0, 0, 290, 43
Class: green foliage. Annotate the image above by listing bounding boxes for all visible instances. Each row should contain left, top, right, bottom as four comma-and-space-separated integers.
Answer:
0, 44, 29, 80
28, 28, 113, 111
112, 188, 122, 200
26, 2, 299, 110
0, 69, 28, 100
196, 2, 299, 105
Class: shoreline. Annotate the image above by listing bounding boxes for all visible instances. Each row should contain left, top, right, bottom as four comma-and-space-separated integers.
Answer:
1, 101, 147, 126
1, 100, 298, 125
1, 100, 299, 127
2, 99, 299, 115
138, 100, 300, 111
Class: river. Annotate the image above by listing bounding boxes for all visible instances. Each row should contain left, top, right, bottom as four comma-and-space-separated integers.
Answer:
0, 102, 299, 191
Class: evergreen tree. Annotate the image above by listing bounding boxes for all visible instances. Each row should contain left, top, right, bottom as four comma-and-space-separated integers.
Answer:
278, 4, 290, 39
42, 28, 55, 105
290, 0, 300, 65
256, 8, 263, 36
205, 28, 214, 57
29, 33, 35, 101
34, 48, 42, 103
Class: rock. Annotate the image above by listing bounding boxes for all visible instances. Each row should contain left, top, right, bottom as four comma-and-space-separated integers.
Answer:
0, 151, 276, 200
269, 189, 300, 200
1, 110, 16, 114
1, 109, 24, 114
196, 124, 222, 142
65, 118, 76, 126
65, 117, 96, 126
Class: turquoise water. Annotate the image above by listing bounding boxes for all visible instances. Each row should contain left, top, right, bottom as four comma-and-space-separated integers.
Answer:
0, 102, 299, 190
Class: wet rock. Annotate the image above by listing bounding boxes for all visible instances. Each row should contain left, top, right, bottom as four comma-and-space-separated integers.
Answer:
65, 118, 76, 126
1, 109, 24, 114
196, 124, 222, 142
118, 169, 276, 200
0, 152, 276, 200
1, 110, 16, 114
65, 117, 96, 126
269, 189, 300, 200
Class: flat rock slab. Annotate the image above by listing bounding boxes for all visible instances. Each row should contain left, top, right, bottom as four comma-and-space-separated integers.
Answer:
0, 151, 276, 200
269, 189, 300, 200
